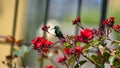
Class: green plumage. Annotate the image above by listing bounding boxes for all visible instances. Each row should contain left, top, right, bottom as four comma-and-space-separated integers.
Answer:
54, 26, 64, 39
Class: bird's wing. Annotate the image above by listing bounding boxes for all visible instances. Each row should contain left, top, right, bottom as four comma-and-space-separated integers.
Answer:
55, 30, 64, 39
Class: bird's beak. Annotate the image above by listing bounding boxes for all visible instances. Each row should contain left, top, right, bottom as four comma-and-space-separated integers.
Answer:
50, 28, 54, 30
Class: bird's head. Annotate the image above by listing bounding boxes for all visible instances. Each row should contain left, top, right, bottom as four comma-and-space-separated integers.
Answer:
51, 26, 60, 30
54, 26, 60, 30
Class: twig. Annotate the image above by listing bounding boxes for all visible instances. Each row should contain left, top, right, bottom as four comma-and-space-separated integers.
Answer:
77, 23, 84, 30
50, 41, 59, 48
64, 61, 69, 68
75, 59, 81, 68
81, 54, 101, 67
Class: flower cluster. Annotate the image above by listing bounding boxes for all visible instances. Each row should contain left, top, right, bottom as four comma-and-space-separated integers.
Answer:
41, 25, 50, 32
31, 16, 120, 68
102, 17, 115, 27
72, 16, 80, 25
32, 36, 54, 52
3, 16, 120, 68
75, 46, 83, 52
113, 24, 120, 32
64, 46, 83, 56
74, 28, 94, 43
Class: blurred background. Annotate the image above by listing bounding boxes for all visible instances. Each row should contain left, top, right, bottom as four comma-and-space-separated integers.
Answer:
0, 0, 120, 68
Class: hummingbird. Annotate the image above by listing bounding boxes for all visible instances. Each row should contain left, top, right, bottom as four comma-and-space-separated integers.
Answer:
53, 26, 65, 39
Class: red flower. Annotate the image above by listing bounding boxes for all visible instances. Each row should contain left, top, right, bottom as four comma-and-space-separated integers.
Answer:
75, 46, 83, 52
74, 35, 82, 43
64, 48, 71, 55
57, 56, 66, 63
46, 41, 54, 47
74, 28, 94, 43
71, 49, 75, 54
72, 16, 81, 25
41, 25, 50, 32
32, 36, 54, 50
32, 37, 44, 49
102, 17, 115, 27
109, 17, 115, 27
92, 28, 99, 36
32, 37, 42, 44
77, 16, 80, 22
35, 42, 44, 48
102, 19, 109, 25
72, 19, 77, 25
113, 24, 120, 32
80, 28, 94, 40
109, 17, 114, 23
46, 65, 54, 68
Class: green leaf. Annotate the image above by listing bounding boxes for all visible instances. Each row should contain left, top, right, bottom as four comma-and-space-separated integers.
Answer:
103, 52, 110, 58
79, 60, 87, 65
83, 49, 89, 54
84, 44, 90, 49
90, 55, 98, 60
109, 55, 115, 65
90, 55, 103, 67
100, 37, 106, 41
111, 41, 120, 44
74, 64, 79, 68
68, 35, 74, 40
113, 61, 120, 68
92, 39, 99, 46
64, 43, 71, 47
90, 55, 98, 63
116, 44, 120, 51
76, 42, 81, 46
75, 60, 87, 68
69, 55, 76, 65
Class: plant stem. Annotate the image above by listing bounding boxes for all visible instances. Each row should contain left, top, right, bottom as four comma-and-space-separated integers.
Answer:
81, 54, 101, 67
77, 23, 84, 30
50, 41, 59, 48
64, 62, 69, 68
75, 59, 81, 68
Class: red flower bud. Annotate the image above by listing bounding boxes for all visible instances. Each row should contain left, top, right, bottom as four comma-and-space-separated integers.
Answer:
64, 48, 71, 55
113, 24, 120, 32
75, 46, 83, 52
102, 17, 115, 27
57, 56, 66, 63
46, 65, 54, 68
72, 16, 81, 25
109, 17, 114, 23
41, 25, 50, 32
77, 16, 80, 22
72, 19, 77, 25
102, 19, 109, 25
